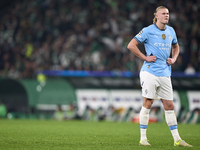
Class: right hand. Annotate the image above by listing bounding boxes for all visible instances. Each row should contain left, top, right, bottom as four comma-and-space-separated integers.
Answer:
145, 55, 157, 62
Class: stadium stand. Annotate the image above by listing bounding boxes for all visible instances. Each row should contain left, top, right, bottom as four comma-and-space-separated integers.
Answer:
0, 0, 199, 79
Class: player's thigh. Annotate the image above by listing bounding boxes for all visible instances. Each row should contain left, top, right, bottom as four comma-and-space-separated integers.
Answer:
158, 77, 173, 100
140, 71, 158, 99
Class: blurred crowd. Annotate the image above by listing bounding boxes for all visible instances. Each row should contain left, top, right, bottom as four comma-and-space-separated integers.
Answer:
49, 104, 200, 124
0, 0, 200, 79
1, 102, 200, 124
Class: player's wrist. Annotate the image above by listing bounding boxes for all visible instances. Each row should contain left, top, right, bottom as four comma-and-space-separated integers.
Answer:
143, 56, 148, 61
172, 57, 177, 62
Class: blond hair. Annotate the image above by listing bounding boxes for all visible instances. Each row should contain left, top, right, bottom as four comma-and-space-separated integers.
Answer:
153, 6, 168, 23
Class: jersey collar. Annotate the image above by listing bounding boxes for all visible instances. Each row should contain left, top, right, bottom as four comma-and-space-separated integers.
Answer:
154, 23, 167, 31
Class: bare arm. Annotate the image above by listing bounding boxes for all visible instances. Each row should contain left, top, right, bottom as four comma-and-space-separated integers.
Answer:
167, 43, 179, 65
127, 38, 156, 62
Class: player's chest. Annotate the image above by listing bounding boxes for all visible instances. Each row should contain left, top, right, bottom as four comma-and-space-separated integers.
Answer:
149, 32, 173, 43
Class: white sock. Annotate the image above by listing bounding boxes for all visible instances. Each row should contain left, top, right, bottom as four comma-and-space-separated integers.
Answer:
140, 106, 150, 141
165, 110, 181, 142
140, 128, 147, 141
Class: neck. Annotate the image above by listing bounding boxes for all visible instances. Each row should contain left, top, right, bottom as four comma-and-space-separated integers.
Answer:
156, 22, 167, 30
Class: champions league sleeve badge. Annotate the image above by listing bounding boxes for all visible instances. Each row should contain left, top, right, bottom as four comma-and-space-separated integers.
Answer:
136, 30, 143, 38
162, 34, 166, 40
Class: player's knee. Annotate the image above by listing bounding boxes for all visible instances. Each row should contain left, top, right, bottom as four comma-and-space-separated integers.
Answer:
165, 102, 174, 110
143, 98, 153, 109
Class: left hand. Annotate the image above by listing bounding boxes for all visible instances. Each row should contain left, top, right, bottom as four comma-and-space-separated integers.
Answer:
167, 58, 176, 65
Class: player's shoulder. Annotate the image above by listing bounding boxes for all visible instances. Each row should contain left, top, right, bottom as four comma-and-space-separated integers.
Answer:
166, 25, 175, 32
141, 24, 154, 33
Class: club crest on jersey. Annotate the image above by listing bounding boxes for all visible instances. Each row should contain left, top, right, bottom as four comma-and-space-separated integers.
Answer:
162, 34, 166, 40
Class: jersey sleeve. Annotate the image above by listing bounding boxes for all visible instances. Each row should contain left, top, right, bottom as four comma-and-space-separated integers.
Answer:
134, 28, 148, 44
171, 27, 178, 45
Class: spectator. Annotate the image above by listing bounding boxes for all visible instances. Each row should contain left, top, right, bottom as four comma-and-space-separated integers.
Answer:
0, 100, 7, 118
53, 105, 66, 121
184, 63, 196, 75
65, 104, 76, 120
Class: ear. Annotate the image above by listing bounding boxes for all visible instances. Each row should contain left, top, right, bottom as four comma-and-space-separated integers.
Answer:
154, 12, 158, 18
155, 13, 159, 20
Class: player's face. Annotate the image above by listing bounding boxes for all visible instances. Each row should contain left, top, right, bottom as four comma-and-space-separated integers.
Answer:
156, 8, 169, 24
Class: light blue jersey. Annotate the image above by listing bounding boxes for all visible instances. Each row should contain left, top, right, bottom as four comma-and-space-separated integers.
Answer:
134, 24, 178, 77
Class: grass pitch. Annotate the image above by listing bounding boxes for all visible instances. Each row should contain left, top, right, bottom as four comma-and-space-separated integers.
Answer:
0, 119, 199, 150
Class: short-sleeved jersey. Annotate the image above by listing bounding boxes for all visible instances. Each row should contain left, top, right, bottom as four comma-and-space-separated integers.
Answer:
134, 23, 178, 77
